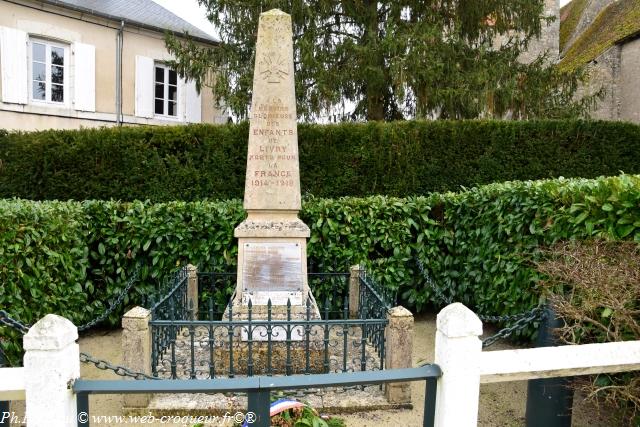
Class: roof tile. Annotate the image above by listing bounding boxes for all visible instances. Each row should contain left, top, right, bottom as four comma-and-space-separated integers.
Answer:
46, 0, 218, 42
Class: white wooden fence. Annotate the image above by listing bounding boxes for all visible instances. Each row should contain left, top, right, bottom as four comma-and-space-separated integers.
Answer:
2, 304, 640, 427
434, 303, 640, 426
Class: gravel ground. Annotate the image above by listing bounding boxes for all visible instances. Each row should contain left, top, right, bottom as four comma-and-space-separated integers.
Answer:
7, 312, 616, 427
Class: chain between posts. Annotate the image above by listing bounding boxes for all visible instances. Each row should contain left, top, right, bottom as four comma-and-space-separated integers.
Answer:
416, 260, 453, 305
417, 259, 545, 348
79, 352, 160, 380
481, 306, 546, 348
1, 270, 155, 379
77, 265, 141, 332
1, 266, 141, 336
0, 310, 30, 334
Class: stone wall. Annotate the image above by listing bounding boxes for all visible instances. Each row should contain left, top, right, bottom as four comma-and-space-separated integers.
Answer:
519, 0, 561, 64
559, 0, 640, 124
573, 36, 640, 124
619, 37, 640, 123
576, 46, 621, 121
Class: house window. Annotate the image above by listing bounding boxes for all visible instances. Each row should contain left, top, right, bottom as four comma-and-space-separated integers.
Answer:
154, 64, 178, 117
30, 39, 68, 104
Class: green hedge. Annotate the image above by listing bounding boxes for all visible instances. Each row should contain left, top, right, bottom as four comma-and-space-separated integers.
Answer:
1, 120, 639, 201
1, 174, 639, 361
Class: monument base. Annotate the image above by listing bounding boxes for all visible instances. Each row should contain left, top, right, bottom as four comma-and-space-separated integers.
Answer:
224, 297, 321, 318
210, 343, 326, 376
234, 214, 310, 239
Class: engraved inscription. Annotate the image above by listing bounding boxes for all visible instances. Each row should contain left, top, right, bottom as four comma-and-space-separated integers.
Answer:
247, 95, 297, 188
242, 243, 303, 293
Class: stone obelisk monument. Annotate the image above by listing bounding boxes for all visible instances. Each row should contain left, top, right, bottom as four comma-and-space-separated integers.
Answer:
231, 9, 319, 320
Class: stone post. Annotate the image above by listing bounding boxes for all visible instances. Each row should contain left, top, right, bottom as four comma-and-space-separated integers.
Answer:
186, 264, 198, 319
122, 307, 152, 409
433, 303, 483, 427
384, 306, 414, 405
23, 314, 80, 427
348, 265, 362, 318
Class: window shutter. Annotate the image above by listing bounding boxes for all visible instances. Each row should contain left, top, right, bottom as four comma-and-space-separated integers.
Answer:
134, 55, 154, 118
185, 79, 201, 123
0, 27, 28, 105
73, 42, 95, 112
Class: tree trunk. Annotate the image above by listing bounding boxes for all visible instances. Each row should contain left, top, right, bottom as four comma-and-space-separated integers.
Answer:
364, 0, 385, 121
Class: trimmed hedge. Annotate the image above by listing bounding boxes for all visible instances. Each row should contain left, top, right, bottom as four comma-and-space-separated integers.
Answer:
1, 120, 640, 201
1, 174, 639, 362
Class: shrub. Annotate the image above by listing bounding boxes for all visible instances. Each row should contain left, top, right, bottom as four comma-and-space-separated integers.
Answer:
0, 120, 639, 201
0, 200, 89, 324
538, 240, 640, 425
0, 174, 639, 364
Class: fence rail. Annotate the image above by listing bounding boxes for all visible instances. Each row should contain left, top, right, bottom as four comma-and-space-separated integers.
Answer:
433, 302, 640, 426
0, 367, 24, 400
480, 340, 640, 383
73, 365, 442, 427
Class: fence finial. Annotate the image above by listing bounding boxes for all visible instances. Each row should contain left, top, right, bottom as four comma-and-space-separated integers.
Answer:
437, 302, 482, 338
23, 314, 77, 351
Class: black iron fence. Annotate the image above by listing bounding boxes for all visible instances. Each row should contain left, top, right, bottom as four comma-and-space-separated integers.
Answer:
196, 271, 236, 319
357, 269, 395, 318
149, 269, 390, 380
149, 299, 388, 379
148, 267, 190, 363
357, 269, 394, 366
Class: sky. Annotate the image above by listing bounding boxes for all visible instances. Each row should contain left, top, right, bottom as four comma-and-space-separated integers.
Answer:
153, 0, 572, 39
151, 0, 218, 39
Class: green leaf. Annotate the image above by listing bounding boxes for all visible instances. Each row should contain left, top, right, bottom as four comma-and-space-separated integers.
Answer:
616, 224, 635, 238
574, 211, 589, 225
594, 375, 612, 387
